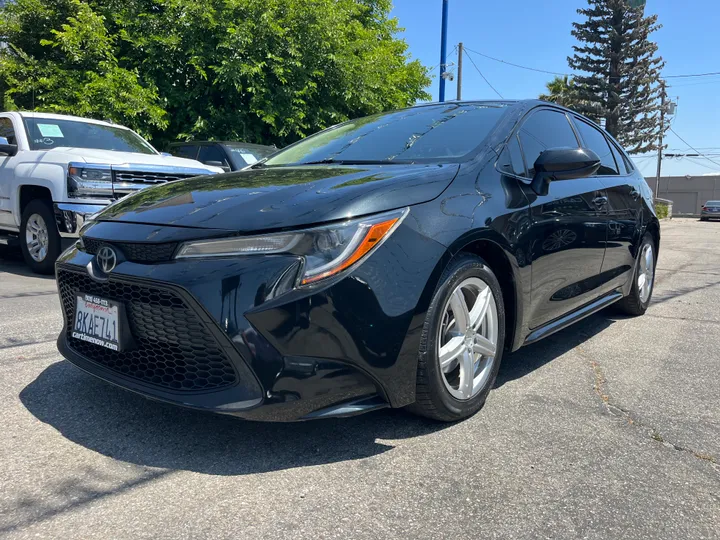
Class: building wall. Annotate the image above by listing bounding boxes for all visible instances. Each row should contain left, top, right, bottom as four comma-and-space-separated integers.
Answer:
645, 175, 720, 216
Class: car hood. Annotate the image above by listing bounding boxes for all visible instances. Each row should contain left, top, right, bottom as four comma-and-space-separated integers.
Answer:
95, 163, 460, 232
45, 147, 222, 173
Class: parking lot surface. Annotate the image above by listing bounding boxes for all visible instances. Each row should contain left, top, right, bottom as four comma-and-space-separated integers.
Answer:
0, 218, 718, 540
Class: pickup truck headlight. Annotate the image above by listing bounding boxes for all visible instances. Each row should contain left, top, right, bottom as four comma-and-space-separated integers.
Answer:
175, 208, 409, 285
67, 164, 113, 198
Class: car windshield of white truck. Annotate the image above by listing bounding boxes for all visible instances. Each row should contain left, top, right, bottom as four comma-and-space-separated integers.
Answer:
23, 118, 157, 154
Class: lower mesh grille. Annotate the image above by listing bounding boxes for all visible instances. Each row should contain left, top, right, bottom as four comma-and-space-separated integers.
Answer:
57, 268, 238, 392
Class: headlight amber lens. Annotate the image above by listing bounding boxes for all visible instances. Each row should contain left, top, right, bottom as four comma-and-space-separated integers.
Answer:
175, 208, 408, 285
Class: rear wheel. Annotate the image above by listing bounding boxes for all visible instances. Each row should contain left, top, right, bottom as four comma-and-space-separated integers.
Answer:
408, 254, 505, 422
616, 233, 655, 316
20, 199, 61, 274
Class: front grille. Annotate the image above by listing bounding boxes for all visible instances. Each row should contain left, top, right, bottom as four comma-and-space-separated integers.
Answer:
113, 170, 197, 183
82, 237, 178, 263
57, 268, 238, 392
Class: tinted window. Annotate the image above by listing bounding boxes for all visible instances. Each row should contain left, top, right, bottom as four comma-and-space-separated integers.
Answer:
518, 110, 579, 177
706, 201, 720, 207
264, 103, 509, 165
0, 118, 16, 145
198, 145, 230, 168
499, 135, 525, 176
170, 144, 198, 160
609, 142, 626, 174
23, 118, 156, 154
574, 119, 619, 175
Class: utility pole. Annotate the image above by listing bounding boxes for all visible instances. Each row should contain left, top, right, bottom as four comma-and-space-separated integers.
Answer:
456, 42, 463, 101
654, 80, 666, 198
438, 0, 449, 102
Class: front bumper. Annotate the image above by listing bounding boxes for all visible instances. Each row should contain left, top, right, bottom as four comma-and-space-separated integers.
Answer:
54, 203, 106, 238
54, 219, 446, 421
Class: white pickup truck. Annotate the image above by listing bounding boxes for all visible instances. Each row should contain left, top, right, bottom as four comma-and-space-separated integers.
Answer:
0, 112, 222, 273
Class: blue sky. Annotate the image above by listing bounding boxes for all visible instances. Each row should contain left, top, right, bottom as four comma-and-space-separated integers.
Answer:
391, 0, 720, 177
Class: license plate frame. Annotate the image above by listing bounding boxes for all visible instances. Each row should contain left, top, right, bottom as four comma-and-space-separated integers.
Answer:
72, 293, 124, 351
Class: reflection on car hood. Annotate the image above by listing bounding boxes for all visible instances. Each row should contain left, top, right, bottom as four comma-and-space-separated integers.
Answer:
96, 163, 460, 231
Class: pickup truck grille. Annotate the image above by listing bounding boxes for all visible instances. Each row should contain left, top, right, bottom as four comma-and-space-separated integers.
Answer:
113, 170, 198, 184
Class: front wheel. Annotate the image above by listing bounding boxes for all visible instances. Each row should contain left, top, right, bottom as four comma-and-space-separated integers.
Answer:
408, 254, 505, 422
616, 233, 656, 316
20, 199, 62, 274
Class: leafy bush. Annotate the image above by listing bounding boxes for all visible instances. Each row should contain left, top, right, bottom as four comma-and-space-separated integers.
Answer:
655, 202, 669, 219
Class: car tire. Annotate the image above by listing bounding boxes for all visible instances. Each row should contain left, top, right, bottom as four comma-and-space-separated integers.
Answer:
616, 233, 656, 316
408, 254, 505, 422
20, 199, 62, 275
700, 217, 708, 221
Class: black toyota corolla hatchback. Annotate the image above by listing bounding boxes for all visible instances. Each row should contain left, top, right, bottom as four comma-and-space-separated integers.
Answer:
56, 100, 659, 422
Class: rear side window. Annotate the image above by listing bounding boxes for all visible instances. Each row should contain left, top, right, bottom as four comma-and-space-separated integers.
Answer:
170, 144, 199, 160
573, 119, 619, 175
0, 118, 17, 145
609, 143, 627, 174
517, 110, 579, 177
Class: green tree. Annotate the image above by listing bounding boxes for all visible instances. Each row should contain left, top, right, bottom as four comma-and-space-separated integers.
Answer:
568, 0, 666, 154
0, 0, 167, 135
0, 0, 431, 148
539, 75, 578, 108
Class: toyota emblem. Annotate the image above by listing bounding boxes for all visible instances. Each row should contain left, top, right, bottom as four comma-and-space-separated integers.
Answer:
96, 246, 117, 273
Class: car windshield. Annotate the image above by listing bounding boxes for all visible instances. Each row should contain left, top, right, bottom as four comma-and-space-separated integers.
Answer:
225, 144, 276, 168
23, 117, 157, 154
263, 103, 509, 166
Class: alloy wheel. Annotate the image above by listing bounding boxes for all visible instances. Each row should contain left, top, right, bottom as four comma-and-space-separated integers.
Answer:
437, 277, 499, 400
638, 242, 654, 303
25, 213, 49, 262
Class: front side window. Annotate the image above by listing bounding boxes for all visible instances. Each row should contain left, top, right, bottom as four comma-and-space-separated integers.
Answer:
573, 119, 619, 176
23, 118, 157, 155
263, 103, 510, 166
0, 118, 17, 145
498, 134, 526, 177
517, 110, 579, 177
198, 145, 230, 168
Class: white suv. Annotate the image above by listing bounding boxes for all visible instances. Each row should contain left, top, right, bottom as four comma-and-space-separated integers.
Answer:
0, 112, 222, 273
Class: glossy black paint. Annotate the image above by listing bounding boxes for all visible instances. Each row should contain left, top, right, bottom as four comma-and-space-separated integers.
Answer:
55, 100, 659, 421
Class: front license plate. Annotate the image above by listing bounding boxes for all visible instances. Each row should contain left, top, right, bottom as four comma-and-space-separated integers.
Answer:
72, 294, 122, 351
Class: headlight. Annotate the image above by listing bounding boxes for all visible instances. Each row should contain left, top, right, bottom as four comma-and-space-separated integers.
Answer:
175, 208, 409, 285
67, 163, 113, 198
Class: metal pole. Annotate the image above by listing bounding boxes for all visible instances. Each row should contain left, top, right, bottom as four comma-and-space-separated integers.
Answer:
654, 80, 666, 198
456, 42, 463, 101
439, 0, 449, 102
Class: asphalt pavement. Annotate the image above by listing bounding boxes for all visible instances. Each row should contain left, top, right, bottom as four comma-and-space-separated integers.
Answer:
0, 218, 718, 539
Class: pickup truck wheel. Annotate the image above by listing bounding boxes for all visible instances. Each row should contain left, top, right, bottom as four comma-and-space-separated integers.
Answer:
20, 200, 61, 274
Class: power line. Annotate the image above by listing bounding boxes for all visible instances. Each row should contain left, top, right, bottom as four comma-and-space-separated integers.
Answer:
664, 71, 720, 79
463, 47, 571, 76
682, 156, 720, 173
464, 50, 504, 99
459, 46, 719, 82
668, 128, 720, 169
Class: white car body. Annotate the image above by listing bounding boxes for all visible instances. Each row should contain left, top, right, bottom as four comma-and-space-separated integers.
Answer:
0, 111, 222, 238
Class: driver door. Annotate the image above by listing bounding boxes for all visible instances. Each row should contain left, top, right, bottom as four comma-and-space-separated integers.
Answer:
0, 116, 19, 228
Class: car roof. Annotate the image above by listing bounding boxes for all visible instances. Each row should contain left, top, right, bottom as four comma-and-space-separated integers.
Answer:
168, 141, 274, 149
16, 111, 130, 130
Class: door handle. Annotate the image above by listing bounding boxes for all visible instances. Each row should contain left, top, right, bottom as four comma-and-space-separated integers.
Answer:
592, 196, 608, 208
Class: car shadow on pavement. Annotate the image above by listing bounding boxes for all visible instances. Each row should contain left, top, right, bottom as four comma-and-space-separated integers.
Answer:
20, 310, 618, 477
19, 361, 449, 476
494, 311, 616, 388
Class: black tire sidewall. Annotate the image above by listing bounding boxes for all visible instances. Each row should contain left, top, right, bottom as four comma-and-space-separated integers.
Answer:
421, 255, 505, 419
20, 199, 61, 274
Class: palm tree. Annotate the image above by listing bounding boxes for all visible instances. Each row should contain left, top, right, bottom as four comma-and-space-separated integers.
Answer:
539, 76, 578, 108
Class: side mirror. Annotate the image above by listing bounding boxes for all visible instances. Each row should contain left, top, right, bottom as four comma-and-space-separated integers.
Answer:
0, 136, 18, 157
530, 147, 601, 196
205, 160, 231, 173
